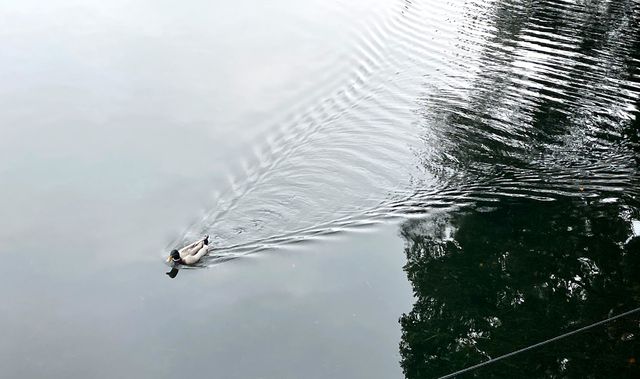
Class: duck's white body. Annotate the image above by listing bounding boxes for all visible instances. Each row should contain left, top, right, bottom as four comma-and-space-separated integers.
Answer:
170, 236, 210, 265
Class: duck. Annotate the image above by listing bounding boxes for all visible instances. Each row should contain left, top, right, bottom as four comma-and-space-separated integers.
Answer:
167, 235, 210, 266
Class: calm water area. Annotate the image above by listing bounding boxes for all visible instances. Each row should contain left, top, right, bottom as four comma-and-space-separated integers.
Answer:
1, 0, 639, 378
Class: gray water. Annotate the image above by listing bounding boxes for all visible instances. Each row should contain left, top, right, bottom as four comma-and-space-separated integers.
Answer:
2, 0, 639, 378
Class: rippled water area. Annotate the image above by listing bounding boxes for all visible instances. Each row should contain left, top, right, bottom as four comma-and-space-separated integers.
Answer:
2, 0, 640, 378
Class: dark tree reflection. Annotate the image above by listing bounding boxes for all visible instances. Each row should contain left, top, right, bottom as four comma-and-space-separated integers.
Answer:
399, 198, 640, 378
399, 0, 640, 377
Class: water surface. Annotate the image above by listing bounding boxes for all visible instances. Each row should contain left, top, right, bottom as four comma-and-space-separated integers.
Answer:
2, 0, 639, 378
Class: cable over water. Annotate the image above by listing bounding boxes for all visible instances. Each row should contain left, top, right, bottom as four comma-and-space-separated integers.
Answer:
438, 306, 640, 379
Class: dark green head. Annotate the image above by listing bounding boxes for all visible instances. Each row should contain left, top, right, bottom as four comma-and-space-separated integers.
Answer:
168, 249, 181, 264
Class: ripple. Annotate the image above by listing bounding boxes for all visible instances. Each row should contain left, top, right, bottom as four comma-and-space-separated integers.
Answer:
171, 0, 640, 266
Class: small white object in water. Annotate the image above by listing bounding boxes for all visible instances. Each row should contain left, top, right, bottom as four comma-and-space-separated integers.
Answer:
632, 220, 640, 237
621, 332, 635, 341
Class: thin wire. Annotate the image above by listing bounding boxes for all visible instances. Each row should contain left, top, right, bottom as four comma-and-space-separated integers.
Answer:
439, 306, 640, 379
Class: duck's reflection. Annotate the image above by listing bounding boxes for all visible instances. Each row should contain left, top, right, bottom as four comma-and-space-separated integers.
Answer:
165, 267, 179, 279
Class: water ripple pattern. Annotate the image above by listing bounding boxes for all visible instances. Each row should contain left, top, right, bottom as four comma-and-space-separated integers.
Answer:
175, 0, 640, 265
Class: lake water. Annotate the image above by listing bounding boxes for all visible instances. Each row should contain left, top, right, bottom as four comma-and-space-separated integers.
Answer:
2, 0, 639, 378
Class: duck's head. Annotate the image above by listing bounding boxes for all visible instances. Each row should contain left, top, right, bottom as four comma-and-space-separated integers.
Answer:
167, 249, 181, 265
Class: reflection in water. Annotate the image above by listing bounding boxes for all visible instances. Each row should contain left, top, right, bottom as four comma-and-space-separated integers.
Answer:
421, 0, 640, 182
399, 200, 640, 378
165, 267, 179, 279
400, 0, 640, 377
